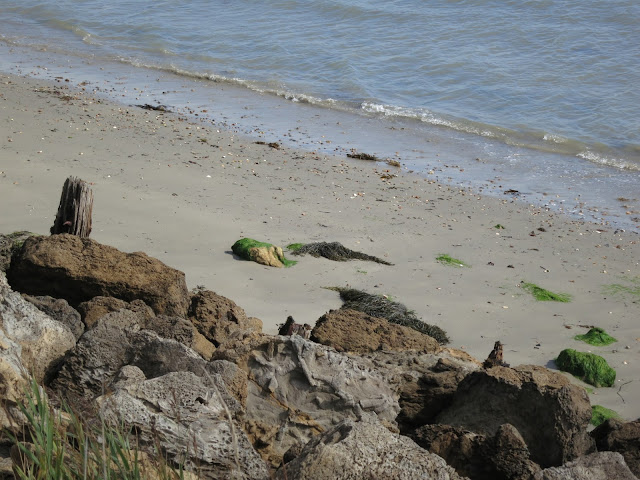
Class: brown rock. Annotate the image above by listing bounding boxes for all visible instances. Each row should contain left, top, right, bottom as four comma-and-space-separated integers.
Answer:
436, 364, 595, 468
8, 234, 189, 317
77, 296, 155, 329
311, 308, 440, 354
188, 289, 261, 347
591, 418, 640, 477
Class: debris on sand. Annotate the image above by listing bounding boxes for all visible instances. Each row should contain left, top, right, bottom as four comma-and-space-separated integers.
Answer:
289, 241, 393, 265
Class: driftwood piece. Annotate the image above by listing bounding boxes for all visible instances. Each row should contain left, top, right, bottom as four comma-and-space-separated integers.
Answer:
50, 176, 93, 237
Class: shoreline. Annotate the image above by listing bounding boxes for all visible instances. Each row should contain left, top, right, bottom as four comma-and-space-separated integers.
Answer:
1, 72, 639, 421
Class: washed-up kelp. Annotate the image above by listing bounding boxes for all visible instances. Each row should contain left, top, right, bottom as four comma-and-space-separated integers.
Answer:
575, 327, 617, 347
289, 242, 393, 265
328, 287, 449, 345
556, 348, 616, 388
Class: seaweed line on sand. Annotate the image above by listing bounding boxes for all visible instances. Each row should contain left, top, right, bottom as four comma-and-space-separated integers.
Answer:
326, 286, 449, 345
519, 281, 571, 302
289, 241, 393, 265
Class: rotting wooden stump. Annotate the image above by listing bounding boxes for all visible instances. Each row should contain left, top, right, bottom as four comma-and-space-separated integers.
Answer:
50, 176, 93, 237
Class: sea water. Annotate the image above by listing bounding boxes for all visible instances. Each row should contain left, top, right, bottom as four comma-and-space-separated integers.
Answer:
1, 0, 638, 228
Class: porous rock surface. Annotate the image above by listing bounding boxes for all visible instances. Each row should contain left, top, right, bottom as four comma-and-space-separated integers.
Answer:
22, 294, 85, 340
8, 234, 189, 317
0, 272, 76, 428
213, 333, 400, 467
274, 413, 465, 480
311, 308, 440, 354
591, 418, 640, 477
532, 451, 637, 480
98, 371, 270, 480
436, 364, 594, 468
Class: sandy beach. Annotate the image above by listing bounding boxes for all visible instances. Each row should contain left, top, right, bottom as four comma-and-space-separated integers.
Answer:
1, 73, 639, 421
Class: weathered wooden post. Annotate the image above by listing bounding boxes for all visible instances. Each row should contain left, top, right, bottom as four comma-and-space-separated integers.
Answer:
50, 176, 93, 237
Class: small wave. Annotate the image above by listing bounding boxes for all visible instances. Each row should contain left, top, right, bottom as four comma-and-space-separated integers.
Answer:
577, 151, 640, 172
543, 133, 569, 143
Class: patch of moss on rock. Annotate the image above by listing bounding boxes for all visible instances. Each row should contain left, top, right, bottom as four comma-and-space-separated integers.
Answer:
231, 238, 297, 268
556, 349, 616, 387
590, 405, 621, 427
520, 281, 571, 302
575, 327, 617, 346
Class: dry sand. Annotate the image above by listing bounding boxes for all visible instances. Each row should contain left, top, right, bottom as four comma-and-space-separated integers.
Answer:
2, 73, 639, 421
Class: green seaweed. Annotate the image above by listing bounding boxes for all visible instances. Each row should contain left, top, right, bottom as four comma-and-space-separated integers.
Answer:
590, 405, 621, 427
326, 286, 450, 345
494, 224, 505, 229
575, 327, 617, 346
603, 276, 640, 300
436, 254, 469, 268
287, 243, 305, 252
520, 281, 571, 302
290, 241, 393, 265
556, 349, 616, 387
232, 238, 297, 267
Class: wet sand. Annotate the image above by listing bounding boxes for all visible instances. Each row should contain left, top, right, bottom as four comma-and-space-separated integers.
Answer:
1, 73, 639, 421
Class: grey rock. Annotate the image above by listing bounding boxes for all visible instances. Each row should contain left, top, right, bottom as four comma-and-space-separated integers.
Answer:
591, 418, 640, 477
274, 413, 466, 480
0, 231, 36, 273
98, 371, 269, 480
533, 451, 637, 480
22, 294, 84, 340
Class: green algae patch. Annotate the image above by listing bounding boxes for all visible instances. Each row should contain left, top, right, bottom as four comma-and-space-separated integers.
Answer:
575, 327, 617, 347
232, 238, 297, 268
287, 243, 305, 252
591, 405, 621, 427
556, 349, 616, 387
604, 276, 640, 300
436, 254, 469, 268
494, 224, 506, 229
520, 281, 571, 302
326, 286, 450, 345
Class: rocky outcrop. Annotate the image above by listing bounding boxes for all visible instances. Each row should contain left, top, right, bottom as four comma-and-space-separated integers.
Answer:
22, 294, 85, 340
0, 232, 37, 273
188, 289, 262, 347
77, 296, 155, 329
311, 308, 440, 354
591, 418, 640, 477
98, 371, 270, 480
533, 451, 637, 480
213, 334, 400, 467
411, 423, 541, 480
8, 234, 189, 317
436, 365, 594, 468
274, 414, 465, 480
0, 272, 76, 427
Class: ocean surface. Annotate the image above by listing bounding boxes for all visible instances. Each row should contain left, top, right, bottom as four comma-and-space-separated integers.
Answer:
1, 0, 639, 228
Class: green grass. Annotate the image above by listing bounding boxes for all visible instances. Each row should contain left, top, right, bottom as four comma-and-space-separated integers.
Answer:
575, 327, 617, 346
231, 238, 297, 267
436, 254, 469, 268
590, 405, 621, 427
520, 281, 571, 302
556, 349, 616, 387
8, 377, 188, 480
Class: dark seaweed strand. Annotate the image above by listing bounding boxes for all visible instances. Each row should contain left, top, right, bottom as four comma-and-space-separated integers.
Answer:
335, 287, 449, 345
291, 242, 393, 266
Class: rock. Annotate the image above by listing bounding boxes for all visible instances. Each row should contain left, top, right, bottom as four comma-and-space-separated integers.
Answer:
0, 231, 37, 273
8, 234, 189, 317
591, 418, 640, 477
0, 273, 76, 425
556, 349, 616, 388
231, 238, 293, 268
98, 371, 270, 480
533, 451, 637, 480
22, 294, 84, 340
411, 423, 541, 480
188, 289, 262, 348
278, 315, 311, 339
436, 365, 594, 468
273, 414, 465, 480
77, 296, 154, 329
311, 308, 440, 354
213, 334, 400, 467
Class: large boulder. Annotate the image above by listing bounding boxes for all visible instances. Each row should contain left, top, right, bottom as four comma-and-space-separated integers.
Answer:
213, 334, 400, 467
274, 414, 465, 480
311, 308, 440, 354
8, 234, 189, 317
436, 365, 594, 468
411, 423, 541, 480
0, 273, 76, 427
188, 289, 262, 347
591, 418, 640, 477
533, 451, 637, 480
98, 371, 270, 480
